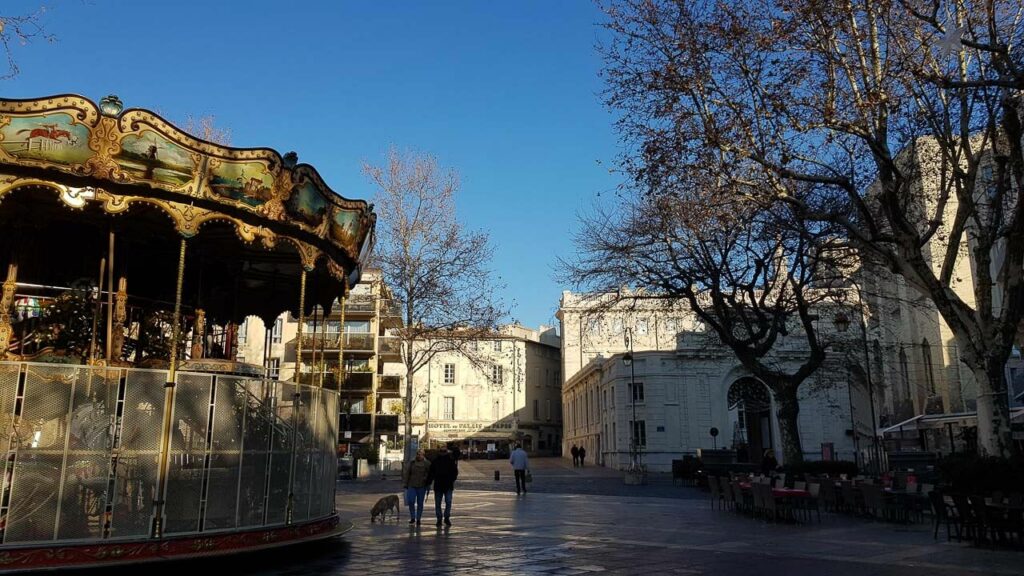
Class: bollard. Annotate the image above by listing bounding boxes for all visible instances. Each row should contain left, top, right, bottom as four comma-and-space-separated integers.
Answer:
494, 470, 500, 481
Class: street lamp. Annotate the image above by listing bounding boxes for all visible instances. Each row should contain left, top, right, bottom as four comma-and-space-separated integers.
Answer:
622, 329, 638, 469
833, 300, 881, 474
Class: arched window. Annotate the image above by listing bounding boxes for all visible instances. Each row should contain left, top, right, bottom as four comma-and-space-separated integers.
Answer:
898, 347, 910, 401
921, 339, 936, 394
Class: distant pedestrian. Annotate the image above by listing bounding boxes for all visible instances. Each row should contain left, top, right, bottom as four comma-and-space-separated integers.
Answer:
570, 444, 580, 467
760, 449, 778, 475
578, 446, 586, 467
428, 443, 459, 527
402, 449, 431, 526
509, 443, 530, 495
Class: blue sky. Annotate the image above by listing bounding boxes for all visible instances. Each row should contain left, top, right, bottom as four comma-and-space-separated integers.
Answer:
3, 1, 621, 330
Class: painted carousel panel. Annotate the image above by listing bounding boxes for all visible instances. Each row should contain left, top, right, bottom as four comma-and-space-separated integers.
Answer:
286, 180, 330, 228
114, 129, 198, 188
0, 111, 91, 167
206, 159, 275, 208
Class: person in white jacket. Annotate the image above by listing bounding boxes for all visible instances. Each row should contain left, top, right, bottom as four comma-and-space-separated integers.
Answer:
509, 444, 530, 495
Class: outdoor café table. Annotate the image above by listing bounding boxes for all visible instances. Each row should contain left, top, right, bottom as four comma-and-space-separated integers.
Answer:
738, 482, 810, 499
986, 499, 1024, 513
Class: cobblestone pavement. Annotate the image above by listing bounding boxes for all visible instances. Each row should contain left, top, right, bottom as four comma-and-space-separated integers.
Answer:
90, 458, 1022, 575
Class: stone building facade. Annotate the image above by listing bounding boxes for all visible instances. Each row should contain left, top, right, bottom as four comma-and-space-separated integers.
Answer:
558, 292, 872, 472
410, 324, 563, 455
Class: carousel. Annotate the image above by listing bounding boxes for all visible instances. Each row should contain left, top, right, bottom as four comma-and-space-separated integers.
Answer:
0, 94, 374, 570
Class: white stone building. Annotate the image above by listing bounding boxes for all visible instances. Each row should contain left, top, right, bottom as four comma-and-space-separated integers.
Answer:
410, 324, 563, 456
558, 291, 873, 472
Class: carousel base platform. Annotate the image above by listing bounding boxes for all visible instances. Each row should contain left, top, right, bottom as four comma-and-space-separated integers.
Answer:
0, 515, 350, 573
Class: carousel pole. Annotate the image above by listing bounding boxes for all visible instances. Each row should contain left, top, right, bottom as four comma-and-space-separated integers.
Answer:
87, 258, 105, 364
309, 304, 319, 387
294, 270, 307, 384
0, 264, 17, 359
337, 280, 348, 389
286, 268, 307, 524
262, 326, 271, 378
317, 299, 329, 387
104, 228, 115, 361
152, 237, 188, 538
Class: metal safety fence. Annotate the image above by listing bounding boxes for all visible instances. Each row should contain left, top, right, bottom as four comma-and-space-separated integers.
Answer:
0, 362, 339, 545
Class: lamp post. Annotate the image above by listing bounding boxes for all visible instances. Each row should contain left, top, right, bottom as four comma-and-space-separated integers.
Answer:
833, 300, 881, 474
622, 328, 638, 469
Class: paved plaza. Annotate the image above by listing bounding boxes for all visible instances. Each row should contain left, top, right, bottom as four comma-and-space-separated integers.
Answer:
88, 458, 1021, 576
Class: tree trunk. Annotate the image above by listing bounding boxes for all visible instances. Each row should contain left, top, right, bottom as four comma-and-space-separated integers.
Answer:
774, 389, 804, 465
403, 362, 414, 463
973, 365, 1015, 458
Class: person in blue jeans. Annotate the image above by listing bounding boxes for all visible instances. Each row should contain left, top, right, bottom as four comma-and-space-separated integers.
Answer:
402, 449, 431, 525
428, 443, 459, 527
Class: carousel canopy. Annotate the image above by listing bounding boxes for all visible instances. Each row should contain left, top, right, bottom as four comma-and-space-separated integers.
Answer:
0, 94, 374, 324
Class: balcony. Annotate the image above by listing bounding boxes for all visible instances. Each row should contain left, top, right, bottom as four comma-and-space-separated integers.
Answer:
344, 332, 375, 352
298, 333, 341, 350
345, 296, 375, 314
378, 336, 401, 357
378, 375, 402, 395
341, 371, 374, 393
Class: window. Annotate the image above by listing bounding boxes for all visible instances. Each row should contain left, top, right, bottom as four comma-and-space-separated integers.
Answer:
470, 340, 478, 351
586, 318, 601, 335
631, 382, 645, 402
632, 420, 647, 447
533, 399, 539, 418
611, 317, 623, 334
664, 318, 677, 334
921, 340, 936, 394
493, 340, 502, 352
444, 363, 456, 385
344, 320, 370, 333
899, 347, 910, 401
541, 368, 548, 388
546, 398, 551, 421
492, 399, 500, 420
610, 386, 614, 407
443, 397, 455, 420
237, 319, 247, 344
491, 365, 503, 386
271, 317, 283, 344
981, 164, 996, 198
636, 318, 649, 335
266, 358, 280, 379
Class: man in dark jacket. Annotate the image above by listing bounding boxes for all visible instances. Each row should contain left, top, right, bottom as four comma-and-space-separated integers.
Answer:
428, 443, 459, 527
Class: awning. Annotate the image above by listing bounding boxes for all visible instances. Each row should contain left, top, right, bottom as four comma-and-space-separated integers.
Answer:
880, 407, 1024, 436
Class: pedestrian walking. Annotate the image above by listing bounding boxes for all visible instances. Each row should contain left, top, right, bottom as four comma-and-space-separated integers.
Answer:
428, 443, 459, 527
578, 446, 586, 467
570, 444, 579, 467
760, 449, 778, 475
402, 449, 431, 526
509, 443, 530, 495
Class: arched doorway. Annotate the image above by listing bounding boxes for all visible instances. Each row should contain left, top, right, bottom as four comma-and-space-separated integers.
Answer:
728, 377, 774, 466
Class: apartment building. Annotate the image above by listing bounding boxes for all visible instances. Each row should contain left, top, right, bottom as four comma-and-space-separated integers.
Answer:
409, 324, 563, 455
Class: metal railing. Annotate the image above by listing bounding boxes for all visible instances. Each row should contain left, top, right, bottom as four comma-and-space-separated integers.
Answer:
378, 336, 401, 355
0, 361, 338, 546
377, 375, 402, 394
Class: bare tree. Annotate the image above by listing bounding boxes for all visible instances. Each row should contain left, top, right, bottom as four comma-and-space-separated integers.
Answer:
0, 7, 56, 79
364, 148, 505, 460
568, 174, 850, 463
599, 0, 1024, 457
184, 115, 232, 146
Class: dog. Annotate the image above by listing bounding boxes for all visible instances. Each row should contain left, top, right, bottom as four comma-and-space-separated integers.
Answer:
370, 494, 401, 522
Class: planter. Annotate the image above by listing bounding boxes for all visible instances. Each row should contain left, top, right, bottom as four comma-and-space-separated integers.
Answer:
624, 470, 647, 485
